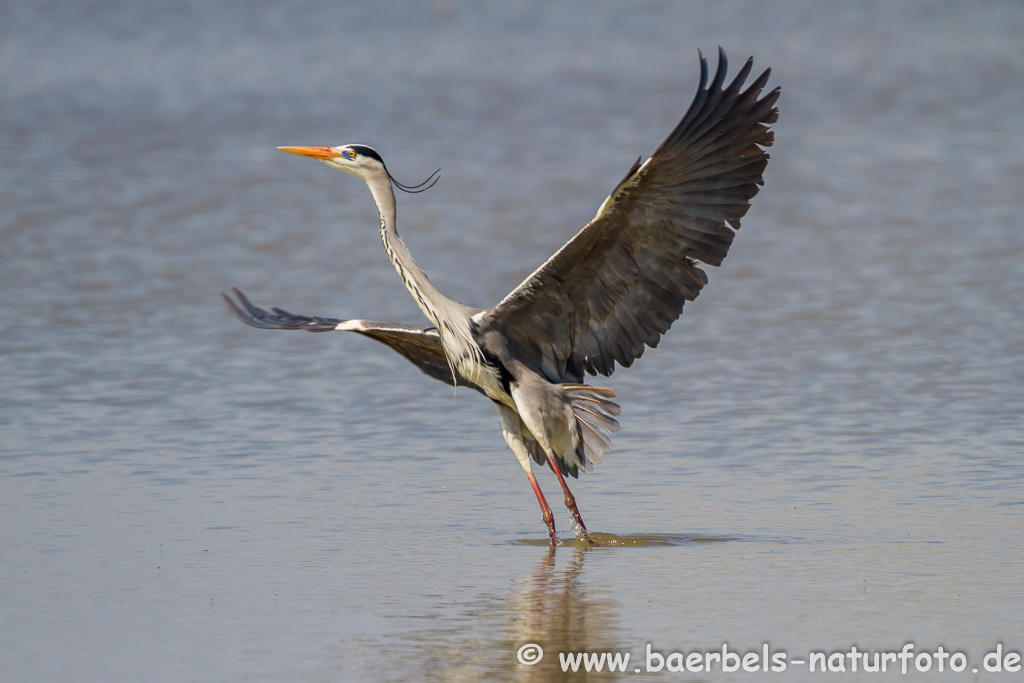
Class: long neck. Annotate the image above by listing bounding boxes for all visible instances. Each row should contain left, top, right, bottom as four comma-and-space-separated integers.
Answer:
366, 175, 453, 329
364, 174, 483, 369
366, 174, 485, 370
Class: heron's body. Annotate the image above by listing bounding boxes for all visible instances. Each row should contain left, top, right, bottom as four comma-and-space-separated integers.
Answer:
225, 49, 779, 545
364, 152, 605, 489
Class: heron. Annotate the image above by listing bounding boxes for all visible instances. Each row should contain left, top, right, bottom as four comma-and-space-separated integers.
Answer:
224, 48, 778, 546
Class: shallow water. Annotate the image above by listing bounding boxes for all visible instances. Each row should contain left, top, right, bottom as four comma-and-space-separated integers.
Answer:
2, 1, 1023, 681
516, 534, 741, 548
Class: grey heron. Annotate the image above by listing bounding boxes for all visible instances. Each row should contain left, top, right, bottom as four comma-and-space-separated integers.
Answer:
224, 49, 778, 545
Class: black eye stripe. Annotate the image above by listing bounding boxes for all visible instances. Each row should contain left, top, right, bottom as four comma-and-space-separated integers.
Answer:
348, 145, 383, 163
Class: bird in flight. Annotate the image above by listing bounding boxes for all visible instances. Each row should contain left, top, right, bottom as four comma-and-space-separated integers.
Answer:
225, 48, 778, 545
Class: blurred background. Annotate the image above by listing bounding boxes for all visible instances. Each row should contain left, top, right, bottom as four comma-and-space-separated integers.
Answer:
1, 1, 1022, 681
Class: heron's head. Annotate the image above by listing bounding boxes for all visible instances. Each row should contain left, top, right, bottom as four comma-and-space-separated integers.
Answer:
277, 144, 439, 193
278, 144, 385, 179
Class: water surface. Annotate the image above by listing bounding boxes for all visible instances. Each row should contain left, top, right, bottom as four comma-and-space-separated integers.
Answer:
2, 1, 1022, 681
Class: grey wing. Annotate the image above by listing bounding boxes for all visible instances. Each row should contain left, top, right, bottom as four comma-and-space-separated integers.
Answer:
223, 287, 344, 331
223, 288, 478, 390
478, 48, 779, 381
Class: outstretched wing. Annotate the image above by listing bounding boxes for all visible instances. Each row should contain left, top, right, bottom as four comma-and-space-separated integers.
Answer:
223, 287, 344, 331
477, 48, 778, 381
224, 288, 477, 389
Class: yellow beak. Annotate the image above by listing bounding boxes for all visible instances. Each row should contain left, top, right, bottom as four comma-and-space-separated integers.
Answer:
277, 146, 337, 160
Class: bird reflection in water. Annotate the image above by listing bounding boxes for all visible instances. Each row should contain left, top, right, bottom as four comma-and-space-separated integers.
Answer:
383, 546, 622, 682
502, 546, 625, 682
358, 537, 735, 680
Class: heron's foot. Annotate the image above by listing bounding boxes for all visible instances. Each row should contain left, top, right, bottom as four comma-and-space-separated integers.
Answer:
542, 509, 561, 546
569, 514, 596, 545
563, 494, 596, 545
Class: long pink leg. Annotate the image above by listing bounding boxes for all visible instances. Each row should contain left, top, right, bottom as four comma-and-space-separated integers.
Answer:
525, 469, 560, 546
547, 459, 595, 545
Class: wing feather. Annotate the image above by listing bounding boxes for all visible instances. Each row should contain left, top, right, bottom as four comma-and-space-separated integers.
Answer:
478, 48, 777, 381
223, 288, 477, 389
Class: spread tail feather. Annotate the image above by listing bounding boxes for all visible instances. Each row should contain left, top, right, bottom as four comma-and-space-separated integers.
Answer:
564, 384, 621, 473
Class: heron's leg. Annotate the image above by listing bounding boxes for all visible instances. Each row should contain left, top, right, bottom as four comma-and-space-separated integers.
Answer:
546, 459, 595, 545
525, 468, 559, 547
495, 403, 559, 546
